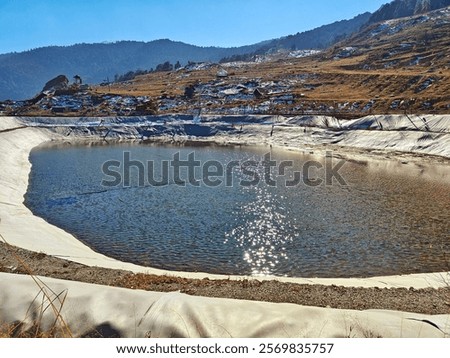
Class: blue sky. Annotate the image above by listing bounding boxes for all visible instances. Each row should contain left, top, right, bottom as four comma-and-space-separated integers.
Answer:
0, 0, 388, 54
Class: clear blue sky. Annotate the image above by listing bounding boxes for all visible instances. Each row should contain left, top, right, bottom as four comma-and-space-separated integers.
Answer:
0, 0, 389, 54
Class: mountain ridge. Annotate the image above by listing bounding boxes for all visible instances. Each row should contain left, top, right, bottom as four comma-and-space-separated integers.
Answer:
0, 12, 371, 100
2, 6, 449, 117
369, 0, 450, 22
3, 0, 450, 101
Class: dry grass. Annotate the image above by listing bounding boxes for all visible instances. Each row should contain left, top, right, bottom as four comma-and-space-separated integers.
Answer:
0, 232, 72, 338
10, 13, 449, 117
88, 14, 450, 116
2, 10, 448, 118
90, 56, 449, 116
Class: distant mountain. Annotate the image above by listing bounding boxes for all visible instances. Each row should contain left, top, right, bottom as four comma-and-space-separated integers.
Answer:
0, 40, 264, 101
0, 10, 379, 101
264, 13, 371, 51
369, 0, 450, 23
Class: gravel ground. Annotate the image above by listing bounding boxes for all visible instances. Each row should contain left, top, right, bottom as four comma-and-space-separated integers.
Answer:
1, 242, 449, 315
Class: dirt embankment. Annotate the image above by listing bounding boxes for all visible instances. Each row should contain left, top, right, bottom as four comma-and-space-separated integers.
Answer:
1, 242, 449, 315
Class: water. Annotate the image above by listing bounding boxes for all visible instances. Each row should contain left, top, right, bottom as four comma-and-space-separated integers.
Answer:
25, 142, 450, 277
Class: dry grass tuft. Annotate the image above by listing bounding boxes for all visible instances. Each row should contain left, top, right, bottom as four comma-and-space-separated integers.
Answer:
0, 231, 72, 338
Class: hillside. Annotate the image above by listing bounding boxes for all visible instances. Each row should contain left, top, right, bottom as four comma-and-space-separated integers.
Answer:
1, 2, 450, 117
260, 13, 371, 51
332, 5, 450, 71
84, 6, 448, 117
2, 6, 449, 118
369, 0, 450, 22
0, 13, 371, 101
0, 40, 262, 101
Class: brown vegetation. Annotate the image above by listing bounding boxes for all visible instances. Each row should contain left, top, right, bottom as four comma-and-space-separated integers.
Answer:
89, 12, 450, 116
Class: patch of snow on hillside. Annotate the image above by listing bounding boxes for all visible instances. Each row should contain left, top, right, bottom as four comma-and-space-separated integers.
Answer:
288, 50, 321, 58
416, 78, 434, 92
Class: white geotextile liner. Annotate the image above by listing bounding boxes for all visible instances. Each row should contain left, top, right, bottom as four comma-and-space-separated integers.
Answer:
1, 117, 450, 338
287, 115, 450, 133
0, 273, 449, 338
0, 117, 25, 131
0, 118, 449, 286
342, 115, 450, 133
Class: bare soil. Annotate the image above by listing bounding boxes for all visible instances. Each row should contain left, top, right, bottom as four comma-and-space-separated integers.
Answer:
1, 241, 449, 315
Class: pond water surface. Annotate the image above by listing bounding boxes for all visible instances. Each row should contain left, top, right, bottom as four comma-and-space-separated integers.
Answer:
25, 142, 450, 277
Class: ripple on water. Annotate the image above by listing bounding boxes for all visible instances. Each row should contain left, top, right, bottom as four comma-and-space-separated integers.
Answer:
25, 143, 450, 277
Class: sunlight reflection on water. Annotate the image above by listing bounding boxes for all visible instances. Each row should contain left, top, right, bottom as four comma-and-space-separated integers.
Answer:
26, 142, 450, 277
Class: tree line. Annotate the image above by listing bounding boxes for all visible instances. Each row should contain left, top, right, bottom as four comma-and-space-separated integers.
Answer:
114, 60, 182, 82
